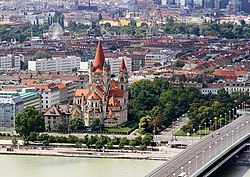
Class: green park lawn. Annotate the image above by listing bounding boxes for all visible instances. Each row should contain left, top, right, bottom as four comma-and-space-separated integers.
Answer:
104, 120, 138, 133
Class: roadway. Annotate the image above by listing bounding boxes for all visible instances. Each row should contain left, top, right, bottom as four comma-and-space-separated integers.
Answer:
146, 111, 250, 177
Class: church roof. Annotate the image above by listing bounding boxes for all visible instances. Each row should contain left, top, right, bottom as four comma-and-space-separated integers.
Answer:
109, 89, 124, 97
108, 96, 120, 107
89, 92, 101, 100
108, 109, 114, 115
111, 80, 118, 90
93, 40, 105, 72
120, 58, 127, 70
96, 86, 105, 95
75, 89, 89, 97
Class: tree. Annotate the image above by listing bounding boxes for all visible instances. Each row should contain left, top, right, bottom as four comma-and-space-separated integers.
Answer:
12, 137, 18, 147
33, 51, 52, 60
129, 139, 136, 151
106, 141, 113, 149
69, 117, 84, 132
75, 141, 82, 149
173, 60, 185, 68
90, 119, 104, 131
142, 134, 153, 146
15, 106, 45, 144
95, 140, 104, 150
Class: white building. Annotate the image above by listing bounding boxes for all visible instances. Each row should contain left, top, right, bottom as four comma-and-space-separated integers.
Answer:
28, 56, 81, 72
106, 57, 132, 76
27, 84, 60, 110
0, 54, 22, 70
80, 57, 132, 77
201, 84, 224, 95
0, 95, 23, 131
144, 54, 168, 68
0, 88, 41, 110
224, 81, 250, 94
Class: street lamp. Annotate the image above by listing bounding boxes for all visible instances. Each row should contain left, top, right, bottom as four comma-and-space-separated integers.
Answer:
209, 120, 212, 132
215, 141, 218, 155
232, 130, 234, 144
204, 123, 207, 136
199, 125, 201, 139
193, 129, 195, 142
220, 137, 223, 152
229, 111, 231, 123
219, 115, 222, 128
241, 124, 244, 137
202, 150, 205, 165
196, 155, 199, 171
226, 134, 229, 147
237, 127, 239, 140
188, 161, 191, 177
224, 113, 227, 124
232, 108, 234, 121
209, 146, 212, 160
215, 117, 217, 130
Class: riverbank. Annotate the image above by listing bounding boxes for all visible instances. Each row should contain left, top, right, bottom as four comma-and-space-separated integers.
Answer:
0, 143, 184, 161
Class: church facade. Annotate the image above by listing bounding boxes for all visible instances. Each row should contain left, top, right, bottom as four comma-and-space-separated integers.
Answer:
74, 41, 128, 127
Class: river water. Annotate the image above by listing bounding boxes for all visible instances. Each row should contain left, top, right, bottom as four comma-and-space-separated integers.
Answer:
0, 155, 163, 177
210, 164, 250, 177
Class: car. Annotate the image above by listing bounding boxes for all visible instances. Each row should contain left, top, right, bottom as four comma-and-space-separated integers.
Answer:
178, 172, 187, 177
216, 132, 221, 135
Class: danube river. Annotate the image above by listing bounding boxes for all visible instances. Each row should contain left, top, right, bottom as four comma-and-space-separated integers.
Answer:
210, 164, 250, 177
0, 155, 163, 177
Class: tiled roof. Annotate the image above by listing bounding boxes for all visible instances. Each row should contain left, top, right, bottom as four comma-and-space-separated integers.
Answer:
89, 92, 101, 100
75, 89, 89, 97
108, 96, 120, 107
109, 89, 124, 97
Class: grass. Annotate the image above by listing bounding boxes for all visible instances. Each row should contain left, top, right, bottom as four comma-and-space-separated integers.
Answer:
174, 128, 210, 136
104, 120, 138, 133
174, 129, 188, 136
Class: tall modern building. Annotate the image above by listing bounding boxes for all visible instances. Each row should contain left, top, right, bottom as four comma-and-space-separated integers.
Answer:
74, 41, 128, 127
0, 95, 23, 131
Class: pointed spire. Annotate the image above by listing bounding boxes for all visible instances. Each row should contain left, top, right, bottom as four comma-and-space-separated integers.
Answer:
93, 40, 105, 70
120, 58, 127, 71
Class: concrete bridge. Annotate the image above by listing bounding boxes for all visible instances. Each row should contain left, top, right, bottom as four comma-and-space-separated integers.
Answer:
146, 111, 250, 177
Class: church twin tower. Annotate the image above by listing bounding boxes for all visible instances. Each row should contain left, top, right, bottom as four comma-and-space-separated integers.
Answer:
74, 41, 128, 127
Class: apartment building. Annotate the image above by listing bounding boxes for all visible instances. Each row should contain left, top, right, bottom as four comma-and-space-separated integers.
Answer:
0, 54, 22, 70
28, 56, 81, 72
106, 57, 132, 76
0, 95, 23, 131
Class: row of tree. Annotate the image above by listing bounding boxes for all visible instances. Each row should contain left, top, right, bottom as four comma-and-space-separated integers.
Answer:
28, 133, 153, 151
184, 89, 250, 133
104, 21, 250, 39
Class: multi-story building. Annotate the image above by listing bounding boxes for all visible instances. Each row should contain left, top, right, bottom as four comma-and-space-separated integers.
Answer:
145, 54, 168, 68
0, 88, 40, 110
74, 41, 128, 127
0, 95, 23, 131
0, 54, 22, 70
27, 84, 60, 110
28, 56, 81, 72
106, 57, 132, 76
201, 83, 224, 95
224, 81, 250, 94
43, 104, 81, 130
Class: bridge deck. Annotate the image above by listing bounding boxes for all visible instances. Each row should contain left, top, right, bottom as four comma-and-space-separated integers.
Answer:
146, 112, 250, 177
